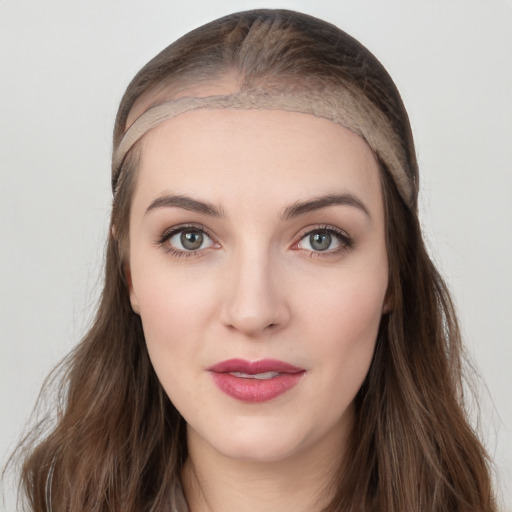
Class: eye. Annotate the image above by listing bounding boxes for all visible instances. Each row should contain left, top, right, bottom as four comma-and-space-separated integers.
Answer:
170, 229, 211, 251
295, 227, 351, 254
158, 225, 218, 255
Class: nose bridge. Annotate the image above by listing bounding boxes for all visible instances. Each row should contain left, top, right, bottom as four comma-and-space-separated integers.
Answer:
221, 239, 289, 336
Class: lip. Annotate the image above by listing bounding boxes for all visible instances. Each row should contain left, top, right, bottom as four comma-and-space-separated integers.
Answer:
207, 358, 305, 403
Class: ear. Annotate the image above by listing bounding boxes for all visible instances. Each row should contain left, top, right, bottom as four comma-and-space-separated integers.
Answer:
124, 263, 140, 315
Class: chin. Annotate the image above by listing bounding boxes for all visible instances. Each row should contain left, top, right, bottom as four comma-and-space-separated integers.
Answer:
191, 417, 313, 463
217, 437, 300, 462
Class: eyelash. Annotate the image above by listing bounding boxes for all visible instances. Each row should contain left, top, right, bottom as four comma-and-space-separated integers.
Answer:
292, 224, 353, 258
155, 224, 353, 258
155, 223, 218, 258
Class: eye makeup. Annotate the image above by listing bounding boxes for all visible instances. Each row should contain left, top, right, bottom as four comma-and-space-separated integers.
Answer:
292, 224, 354, 259
155, 223, 219, 258
154, 221, 354, 260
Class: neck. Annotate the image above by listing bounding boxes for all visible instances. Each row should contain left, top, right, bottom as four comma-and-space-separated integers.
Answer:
181, 415, 352, 512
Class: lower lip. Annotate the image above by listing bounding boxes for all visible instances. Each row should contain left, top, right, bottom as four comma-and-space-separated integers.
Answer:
210, 372, 305, 403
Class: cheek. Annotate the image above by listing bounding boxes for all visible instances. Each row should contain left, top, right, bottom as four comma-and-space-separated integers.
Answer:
128, 245, 220, 368
133, 272, 215, 414
296, 264, 387, 393
300, 257, 387, 336
134, 267, 219, 345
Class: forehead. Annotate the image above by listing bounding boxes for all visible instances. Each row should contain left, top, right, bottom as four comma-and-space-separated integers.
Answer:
133, 109, 383, 214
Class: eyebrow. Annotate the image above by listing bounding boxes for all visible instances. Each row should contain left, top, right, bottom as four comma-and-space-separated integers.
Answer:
281, 193, 370, 220
145, 192, 370, 220
145, 194, 224, 217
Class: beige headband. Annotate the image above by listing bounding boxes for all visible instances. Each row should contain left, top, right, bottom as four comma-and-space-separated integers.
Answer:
112, 88, 413, 204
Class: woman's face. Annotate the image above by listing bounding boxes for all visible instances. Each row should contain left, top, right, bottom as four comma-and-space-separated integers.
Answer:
127, 108, 388, 463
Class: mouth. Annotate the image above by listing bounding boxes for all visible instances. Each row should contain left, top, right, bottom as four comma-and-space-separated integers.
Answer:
207, 358, 305, 403
228, 371, 281, 380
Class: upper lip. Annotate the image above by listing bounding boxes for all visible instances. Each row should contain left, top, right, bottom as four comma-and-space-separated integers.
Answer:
207, 358, 304, 374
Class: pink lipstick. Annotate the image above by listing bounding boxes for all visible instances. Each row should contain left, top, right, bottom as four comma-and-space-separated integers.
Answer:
208, 358, 305, 403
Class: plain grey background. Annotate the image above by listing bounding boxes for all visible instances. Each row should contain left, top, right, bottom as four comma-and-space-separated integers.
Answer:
1, 1, 511, 510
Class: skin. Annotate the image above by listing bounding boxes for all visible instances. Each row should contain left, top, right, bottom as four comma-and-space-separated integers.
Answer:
127, 108, 388, 512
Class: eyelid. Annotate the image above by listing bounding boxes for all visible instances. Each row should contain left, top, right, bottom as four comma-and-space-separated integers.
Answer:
291, 224, 353, 254
156, 223, 220, 256
155, 223, 352, 258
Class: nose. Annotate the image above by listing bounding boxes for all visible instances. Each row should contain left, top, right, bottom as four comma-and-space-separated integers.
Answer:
220, 246, 291, 337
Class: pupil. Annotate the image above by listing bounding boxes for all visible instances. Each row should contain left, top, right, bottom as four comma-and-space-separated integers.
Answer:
310, 231, 331, 251
181, 231, 203, 250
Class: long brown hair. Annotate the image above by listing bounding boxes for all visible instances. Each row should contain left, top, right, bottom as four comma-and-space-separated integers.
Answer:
14, 9, 495, 512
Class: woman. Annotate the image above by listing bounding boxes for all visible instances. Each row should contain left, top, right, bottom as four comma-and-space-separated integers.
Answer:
16, 9, 495, 512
